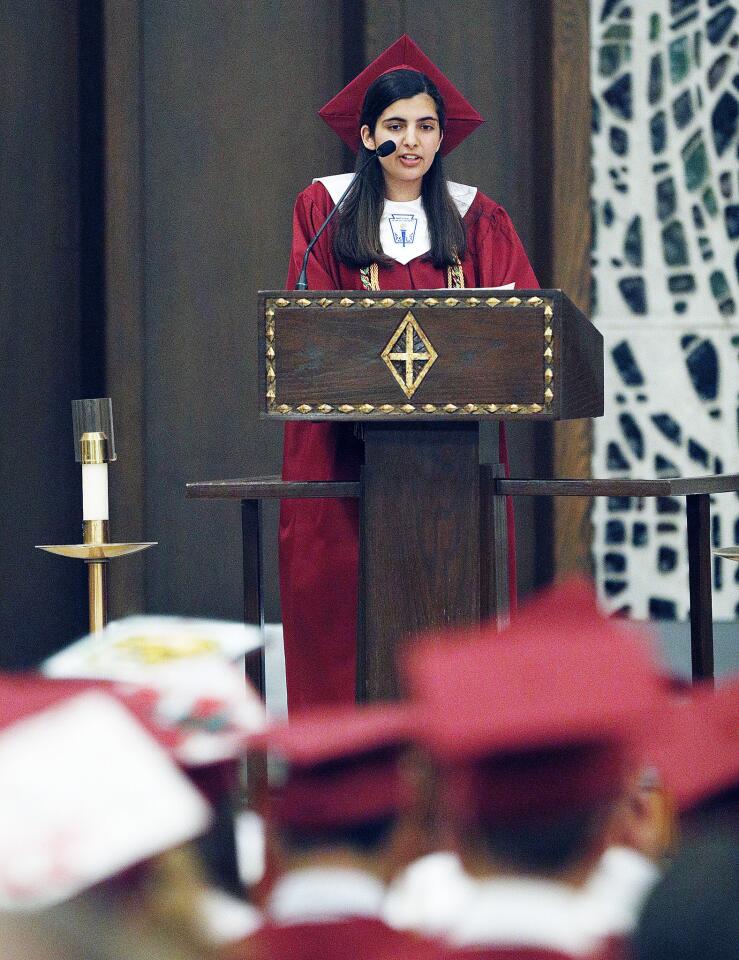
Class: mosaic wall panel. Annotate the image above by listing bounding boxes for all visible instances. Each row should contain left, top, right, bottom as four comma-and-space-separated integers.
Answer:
591, 0, 739, 620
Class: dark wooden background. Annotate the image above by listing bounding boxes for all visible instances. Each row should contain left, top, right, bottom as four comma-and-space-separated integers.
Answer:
1, 1, 589, 666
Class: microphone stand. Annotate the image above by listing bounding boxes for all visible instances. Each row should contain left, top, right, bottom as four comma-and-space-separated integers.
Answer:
294, 141, 396, 290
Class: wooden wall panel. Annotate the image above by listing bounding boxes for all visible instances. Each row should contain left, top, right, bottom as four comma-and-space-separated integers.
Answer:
0, 3, 87, 665
549, 2, 593, 579
140, 1, 345, 621
104, 0, 147, 618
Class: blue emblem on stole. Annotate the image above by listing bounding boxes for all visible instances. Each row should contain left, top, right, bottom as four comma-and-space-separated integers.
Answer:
389, 213, 417, 247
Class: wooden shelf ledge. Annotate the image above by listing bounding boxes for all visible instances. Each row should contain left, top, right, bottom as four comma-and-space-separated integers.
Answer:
186, 477, 360, 500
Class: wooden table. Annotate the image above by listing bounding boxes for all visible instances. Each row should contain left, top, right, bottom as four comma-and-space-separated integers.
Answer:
186, 472, 739, 694
498, 474, 739, 683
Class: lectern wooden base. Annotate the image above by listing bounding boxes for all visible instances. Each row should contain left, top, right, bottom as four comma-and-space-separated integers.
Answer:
360, 422, 485, 700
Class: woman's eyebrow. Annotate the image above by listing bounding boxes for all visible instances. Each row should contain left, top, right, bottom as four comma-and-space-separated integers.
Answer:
381, 115, 438, 124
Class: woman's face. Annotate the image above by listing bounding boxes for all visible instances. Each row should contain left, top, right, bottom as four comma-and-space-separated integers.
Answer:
360, 92, 443, 201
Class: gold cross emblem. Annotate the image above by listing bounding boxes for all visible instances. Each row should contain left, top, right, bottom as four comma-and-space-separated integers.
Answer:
381, 312, 438, 399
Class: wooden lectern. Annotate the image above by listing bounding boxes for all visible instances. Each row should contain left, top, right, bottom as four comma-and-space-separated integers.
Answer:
188, 288, 734, 689
259, 289, 602, 699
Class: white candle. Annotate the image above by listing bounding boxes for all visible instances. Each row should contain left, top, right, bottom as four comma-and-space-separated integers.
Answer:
82, 462, 109, 521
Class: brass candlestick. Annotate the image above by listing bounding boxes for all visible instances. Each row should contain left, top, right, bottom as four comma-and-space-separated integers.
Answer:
37, 399, 156, 634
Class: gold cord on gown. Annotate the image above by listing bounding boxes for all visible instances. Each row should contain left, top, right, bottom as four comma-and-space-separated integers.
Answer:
359, 256, 465, 291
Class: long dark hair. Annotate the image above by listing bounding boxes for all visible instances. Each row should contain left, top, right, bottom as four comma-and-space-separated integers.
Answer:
333, 69, 466, 269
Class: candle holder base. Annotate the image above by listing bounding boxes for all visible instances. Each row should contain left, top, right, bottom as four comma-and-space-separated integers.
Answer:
36, 542, 156, 560
36, 541, 157, 633
714, 547, 739, 562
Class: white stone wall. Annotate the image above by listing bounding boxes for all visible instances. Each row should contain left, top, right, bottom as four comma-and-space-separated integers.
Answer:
590, 0, 739, 619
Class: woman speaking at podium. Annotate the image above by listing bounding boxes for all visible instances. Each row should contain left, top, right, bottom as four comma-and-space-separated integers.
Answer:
280, 36, 538, 710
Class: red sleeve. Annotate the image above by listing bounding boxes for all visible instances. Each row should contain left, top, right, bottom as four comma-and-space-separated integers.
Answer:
470, 197, 539, 290
286, 183, 343, 290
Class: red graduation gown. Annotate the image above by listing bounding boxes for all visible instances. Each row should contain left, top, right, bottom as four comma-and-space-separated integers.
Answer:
437, 940, 628, 960
372, 945, 615, 960
225, 917, 443, 960
281, 181, 538, 709
367, 920, 626, 960
439, 950, 603, 960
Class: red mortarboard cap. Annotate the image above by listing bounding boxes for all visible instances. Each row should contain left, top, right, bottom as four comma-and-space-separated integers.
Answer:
645, 676, 739, 812
0, 672, 244, 804
443, 743, 632, 824
318, 34, 483, 156
0, 673, 177, 751
403, 578, 666, 761
402, 579, 668, 822
250, 703, 417, 829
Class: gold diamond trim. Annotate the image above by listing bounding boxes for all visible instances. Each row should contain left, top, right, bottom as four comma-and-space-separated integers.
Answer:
267, 402, 549, 416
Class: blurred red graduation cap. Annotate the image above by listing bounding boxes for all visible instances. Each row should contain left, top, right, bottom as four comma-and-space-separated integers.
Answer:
403, 578, 667, 763
646, 675, 739, 813
0, 673, 177, 747
0, 673, 243, 803
319, 34, 483, 156
249, 702, 417, 829
402, 579, 669, 820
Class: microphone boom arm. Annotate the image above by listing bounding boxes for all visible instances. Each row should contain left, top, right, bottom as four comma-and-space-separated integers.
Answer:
294, 141, 396, 291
